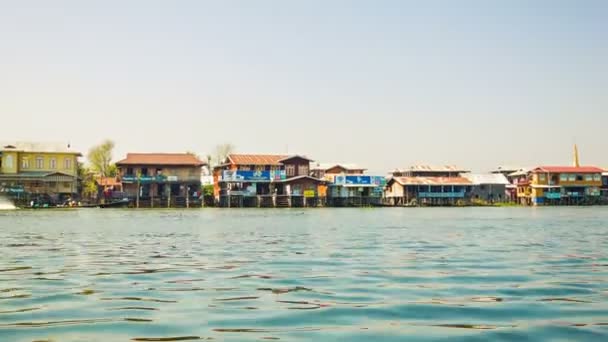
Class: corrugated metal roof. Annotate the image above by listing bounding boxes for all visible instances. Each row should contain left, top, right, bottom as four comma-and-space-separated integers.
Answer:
1, 142, 82, 156
462, 173, 510, 185
227, 154, 288, 166
394, 165, 469, 173
507, 168, 531, 177
391, 176, 472, 186
116, 153, 205, 166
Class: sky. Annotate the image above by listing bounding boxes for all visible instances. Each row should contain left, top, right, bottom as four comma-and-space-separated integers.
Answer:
1, 0, 607, 173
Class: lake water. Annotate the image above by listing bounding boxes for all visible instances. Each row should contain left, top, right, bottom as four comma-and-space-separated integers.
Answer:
0, 208, 607, 341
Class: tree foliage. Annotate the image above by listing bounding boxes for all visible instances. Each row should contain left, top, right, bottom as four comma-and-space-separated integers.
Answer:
87, 140, 116, 177
77, 162, 98, 199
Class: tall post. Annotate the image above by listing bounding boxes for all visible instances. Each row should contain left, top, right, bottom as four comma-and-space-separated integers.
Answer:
136, 179, 140, 209
186, 186, 190, 208
168, 186, 171, 208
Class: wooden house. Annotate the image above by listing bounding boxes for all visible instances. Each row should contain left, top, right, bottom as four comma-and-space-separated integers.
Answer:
214, 154, 325, 207
116, 153, 205, 208
385, 165, 472, 206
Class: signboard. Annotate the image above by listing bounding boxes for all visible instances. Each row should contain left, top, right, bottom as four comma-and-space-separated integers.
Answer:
545, 193, 561, 199
419, 192, 465, 198
121, 175, 168, 183
222, 170, 277, 182
346, 176, 372, 185
304, 190, 315, 198
334, 175, 346, 185
0, 186, 25, 193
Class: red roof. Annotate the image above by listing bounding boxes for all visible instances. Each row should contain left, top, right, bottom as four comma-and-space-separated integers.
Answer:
116, 153, 205, 166
533, 166, 604, 174
227, 154, 289, 166
95, 176, 121, 187
391, 176, 472, 186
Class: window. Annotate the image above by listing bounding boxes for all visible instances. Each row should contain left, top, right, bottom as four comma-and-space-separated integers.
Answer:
126, 167, 134, 175
63, 182, 72, 188
141, 168, 148, 176
4, 155, 13, 168
560, 174, 568, 182
285, 164, 295, 177
594, 174, 601, 182
156, 168, 163, 175
22, 158, 30, 169
576, 175, 583, 181
568, 174, 576, 181
36, 156, 44, 169
585, 174, 593, 181
49, 158, 57, 169
539, 174, 546, 182
298, 164, 309, 176
64, 157, 72, 170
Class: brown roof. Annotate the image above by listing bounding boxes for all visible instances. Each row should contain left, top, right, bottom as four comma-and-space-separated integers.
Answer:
533, 166, 604, 174
391, 176, 473, 186
227, 154, 289, 166
116, 153, 205, 166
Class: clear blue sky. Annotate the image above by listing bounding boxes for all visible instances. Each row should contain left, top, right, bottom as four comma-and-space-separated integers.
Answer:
1, 0, 606, 173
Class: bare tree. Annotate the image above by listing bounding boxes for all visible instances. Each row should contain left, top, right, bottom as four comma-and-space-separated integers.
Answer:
214, 143, 235, 166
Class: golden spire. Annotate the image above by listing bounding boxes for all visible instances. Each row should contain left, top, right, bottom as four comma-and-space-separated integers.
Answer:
573, 144, 580, 167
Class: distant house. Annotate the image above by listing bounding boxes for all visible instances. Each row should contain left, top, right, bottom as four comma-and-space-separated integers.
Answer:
116, 153, 206, 208
385, 165, 471, 206
0, 142, 81, 204
462, 173, 510, 202
516, 166, 604, 205
311, 163, 385, 206
602, 171, 608, 200
392, 165, 469, 178
213, 154, 325, 207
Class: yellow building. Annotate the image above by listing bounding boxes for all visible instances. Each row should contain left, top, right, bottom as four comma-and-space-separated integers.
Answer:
517, 166, 603, 205
0, 142, 82, 201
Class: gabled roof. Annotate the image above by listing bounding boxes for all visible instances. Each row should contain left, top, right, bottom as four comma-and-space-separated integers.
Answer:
278, 155, 314, 163
227, 154, 288, 166
507, 168, 531, 177
533, 166, 604, 174
0, 142, 82, 156
311, 163, 366, 171
462, 173, 510, 185
228, 154, 298, 166
116, 153, 205, 166
281, 175, 326, 183
390, 176, 472, 186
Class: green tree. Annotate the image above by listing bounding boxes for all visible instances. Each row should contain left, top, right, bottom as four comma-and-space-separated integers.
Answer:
88, 140, 116, 177
77, 162, 98, 200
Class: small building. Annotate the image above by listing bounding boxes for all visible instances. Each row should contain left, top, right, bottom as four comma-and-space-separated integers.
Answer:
600, 171, 607, 202
516, 166, 604, 206
385, 176, 473, 206
95, 176, 124, 202
463, 173, 510, 203
214, 154, 325, 207
0, 142, 81, 206
116, 153, 206, 208
385, 165, 472, 206
311, 163, 385, 207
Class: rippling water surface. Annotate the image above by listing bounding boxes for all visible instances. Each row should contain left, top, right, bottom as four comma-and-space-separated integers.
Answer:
1, 208, 607, 341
